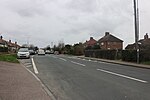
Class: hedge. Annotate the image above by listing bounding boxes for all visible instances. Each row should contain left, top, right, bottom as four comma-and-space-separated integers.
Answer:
0, 47, 8, 52
85, 50, 121, 60
85, 49, 150, 62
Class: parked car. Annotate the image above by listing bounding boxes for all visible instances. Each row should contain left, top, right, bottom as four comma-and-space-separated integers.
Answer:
45, 50, 51, 54
38, 49, 45, 55
29, 49, 35, 55
54, 51, 59, 55
17, 48, 30, 59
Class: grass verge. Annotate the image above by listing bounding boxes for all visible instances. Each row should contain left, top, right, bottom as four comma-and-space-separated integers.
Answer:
0, 54, 19, 63
141, 61, 150, 65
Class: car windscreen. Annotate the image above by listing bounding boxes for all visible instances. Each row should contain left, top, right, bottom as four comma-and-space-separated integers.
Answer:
19, 48, 29, 52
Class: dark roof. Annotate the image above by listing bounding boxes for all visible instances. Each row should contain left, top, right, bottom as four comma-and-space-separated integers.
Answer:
139, 38, 150, 45
0, 39, 7, 45
125, 44, 135, 50
0, 39, 20, 47
98, 34, 123, 43
125, 38, 150, 50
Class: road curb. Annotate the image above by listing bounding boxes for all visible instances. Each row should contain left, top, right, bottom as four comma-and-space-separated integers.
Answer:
19, 60, 57, 100
77, 56, 150, 69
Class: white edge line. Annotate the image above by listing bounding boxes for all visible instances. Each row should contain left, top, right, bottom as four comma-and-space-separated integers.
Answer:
21, 63, 56, 100
59, 58, 67, 61
31, 58, 39, 74
71, 61, 86, 67
97, 69, 148, 83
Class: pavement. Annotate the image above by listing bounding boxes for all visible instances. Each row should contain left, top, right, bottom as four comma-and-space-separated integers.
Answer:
77, 56, 150, 69
0, 61, 51, 100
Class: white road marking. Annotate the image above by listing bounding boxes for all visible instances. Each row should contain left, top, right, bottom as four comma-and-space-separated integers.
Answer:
31, 58, 39, 74
92, 60, 97, 63
71, 61, 86, 67
52, 56, 57, 58
97, 69, 148, 83
59, 58, 67, 61
98, 61, 106, 64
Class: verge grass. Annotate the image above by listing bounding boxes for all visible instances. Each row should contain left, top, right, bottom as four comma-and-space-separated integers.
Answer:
0, 54, 19, 63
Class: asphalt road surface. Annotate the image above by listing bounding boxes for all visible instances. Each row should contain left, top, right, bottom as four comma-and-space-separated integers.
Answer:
30, 54, 150, 100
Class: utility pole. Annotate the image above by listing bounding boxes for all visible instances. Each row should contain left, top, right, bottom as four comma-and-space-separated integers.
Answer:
133, 0, 140, 63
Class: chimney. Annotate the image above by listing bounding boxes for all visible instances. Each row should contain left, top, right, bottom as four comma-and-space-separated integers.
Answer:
144, 33, 149, 39
105, 32, 110, 36
15, 42, 17, 45
0, 36, 3, 40
90, 37, 93, 40
9, 40, 11, 43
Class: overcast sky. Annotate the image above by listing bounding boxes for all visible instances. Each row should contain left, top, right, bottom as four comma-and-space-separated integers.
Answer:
0, 0, 150, 48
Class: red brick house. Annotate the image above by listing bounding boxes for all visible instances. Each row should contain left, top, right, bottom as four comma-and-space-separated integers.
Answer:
84, 37, 97, 48
0, 36, 20, 52
125, 33, 150, 50
97, 32, 123, 50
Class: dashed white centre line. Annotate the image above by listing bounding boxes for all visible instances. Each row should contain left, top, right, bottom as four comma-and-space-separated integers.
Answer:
71, 61, 86, 67
97, 69, 148, 83
59, 58, 67, 61
31, 58, 39, 74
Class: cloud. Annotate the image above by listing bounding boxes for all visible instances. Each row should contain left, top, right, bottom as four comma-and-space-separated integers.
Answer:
0, 0, 149, 48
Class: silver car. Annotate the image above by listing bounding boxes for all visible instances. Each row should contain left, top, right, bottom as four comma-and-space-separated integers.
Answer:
17, 48, 30, 59
38, 49, 45, 55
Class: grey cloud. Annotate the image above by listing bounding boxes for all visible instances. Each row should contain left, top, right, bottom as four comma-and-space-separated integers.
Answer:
0, 0, 150, 47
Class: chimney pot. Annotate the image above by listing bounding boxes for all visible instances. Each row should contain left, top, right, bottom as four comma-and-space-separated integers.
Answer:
90, 37, 93, 40
105, 32, 109, 36
144, 33, 149, 39
0, 36, 3, 39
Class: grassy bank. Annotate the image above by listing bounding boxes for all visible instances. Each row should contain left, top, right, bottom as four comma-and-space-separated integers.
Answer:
0, 54, 19, 63
141, 61, 150, 65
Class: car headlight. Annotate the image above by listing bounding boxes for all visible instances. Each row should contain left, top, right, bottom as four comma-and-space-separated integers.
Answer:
26, 53, 30, 56
17, 53, 20, 56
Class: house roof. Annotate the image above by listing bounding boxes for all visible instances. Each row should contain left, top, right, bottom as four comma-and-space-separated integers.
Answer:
98, 33, 123, 43
139, 38, 150, 45
86, 37, 97, 46
0, 39, 7, 45
125, 38, 150, 50
0, 39, 20, 47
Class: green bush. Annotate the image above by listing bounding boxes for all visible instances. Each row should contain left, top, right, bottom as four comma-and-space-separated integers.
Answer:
122, 50, 137, 62
140, 50, 150, 62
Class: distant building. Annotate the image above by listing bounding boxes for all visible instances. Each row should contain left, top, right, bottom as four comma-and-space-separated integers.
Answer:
97, 32, 123, 50
7, 40, 20, 52
125, 33, 150, 50
0, 35, 20, 52
0, 36, 8, 47
84, 37, 97, 48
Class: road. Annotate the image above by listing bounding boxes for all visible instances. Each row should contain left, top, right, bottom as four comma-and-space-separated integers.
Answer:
25, 55, 150, 100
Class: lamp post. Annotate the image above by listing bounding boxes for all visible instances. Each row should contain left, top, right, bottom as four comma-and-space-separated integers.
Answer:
133, 0, 140, 63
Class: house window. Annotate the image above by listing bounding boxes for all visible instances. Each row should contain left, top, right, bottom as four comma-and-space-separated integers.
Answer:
101, 42, 104, 45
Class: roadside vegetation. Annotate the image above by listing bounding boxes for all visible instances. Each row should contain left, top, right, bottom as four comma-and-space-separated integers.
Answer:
141, 61, 150, 65
0, 54, 19, 63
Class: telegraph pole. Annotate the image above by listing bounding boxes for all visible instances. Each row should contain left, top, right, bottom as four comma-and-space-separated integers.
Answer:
133, 0, 140, 63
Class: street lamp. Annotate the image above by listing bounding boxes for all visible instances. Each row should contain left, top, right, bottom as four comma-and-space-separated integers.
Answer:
133, 0, 140, 63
